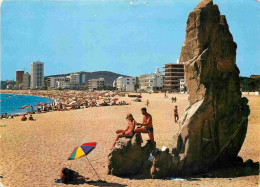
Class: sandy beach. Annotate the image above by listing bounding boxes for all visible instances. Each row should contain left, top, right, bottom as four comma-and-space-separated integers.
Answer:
0, 93, 259, 187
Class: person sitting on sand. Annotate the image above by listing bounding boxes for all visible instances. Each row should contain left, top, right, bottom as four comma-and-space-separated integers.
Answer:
37, 108, 41, 113
60, 168, 86, 184
29, 115, 34, 121
21, 114, 27, 121
135, 108, 156, 156
0, 114, 3, 119
111, 113, 136, 149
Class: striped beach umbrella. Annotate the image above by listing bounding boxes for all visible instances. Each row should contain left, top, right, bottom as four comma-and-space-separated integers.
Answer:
68, 142, 96, 160
68, 142, 101, 180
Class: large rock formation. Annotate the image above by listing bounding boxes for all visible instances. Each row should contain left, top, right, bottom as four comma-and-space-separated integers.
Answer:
173, 0, 250, 176
108, 134, 153, 177
108, 0, 250, 178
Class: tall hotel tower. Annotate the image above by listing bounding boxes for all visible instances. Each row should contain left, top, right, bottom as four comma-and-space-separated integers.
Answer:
30, 61, 44, 89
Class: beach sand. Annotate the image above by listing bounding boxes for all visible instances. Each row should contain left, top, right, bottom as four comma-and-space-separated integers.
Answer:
0, 93, 259, 186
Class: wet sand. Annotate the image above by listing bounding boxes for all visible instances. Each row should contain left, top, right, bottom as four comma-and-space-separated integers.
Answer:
0, 93, 259, 186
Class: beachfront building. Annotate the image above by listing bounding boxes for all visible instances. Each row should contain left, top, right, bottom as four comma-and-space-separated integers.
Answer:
116, 76, 136, 92
113, 80, 117, 88
47, 76, 70, 89
6, 84, 14, 90
56, 81, 73, 89
180, 78, 185, 93
30, 61, 44, 89
21, 72, 30, 90
78, 72, 87, 84
88, 78, 105, 91
163, 59, 184, 92
138, 68, 163, 92
15, 70, 24, 89
250, 75, 260, 79
70, 73, 80, 84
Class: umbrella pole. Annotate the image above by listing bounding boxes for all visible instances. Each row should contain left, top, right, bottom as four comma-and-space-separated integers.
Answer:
85, 156, 101, 181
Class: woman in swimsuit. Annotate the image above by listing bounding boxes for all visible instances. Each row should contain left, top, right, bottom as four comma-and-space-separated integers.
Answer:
111, 113, 136, 149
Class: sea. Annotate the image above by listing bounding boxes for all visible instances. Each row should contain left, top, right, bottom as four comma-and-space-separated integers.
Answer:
0, 94, 53, 115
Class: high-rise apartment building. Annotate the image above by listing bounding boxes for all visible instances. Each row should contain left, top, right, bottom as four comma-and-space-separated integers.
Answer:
163, 60, 184, 92
30, 61, 44, 89
16, 70, 24, 89
22, 72, 30, 90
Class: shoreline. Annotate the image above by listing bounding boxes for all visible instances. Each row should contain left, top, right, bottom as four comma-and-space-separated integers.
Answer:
0, 93, 53, 117
0, 90, 131, 119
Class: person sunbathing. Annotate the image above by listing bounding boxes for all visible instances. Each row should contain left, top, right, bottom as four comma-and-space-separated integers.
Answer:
111, 113, 136, 149
60, 168, 86, 184
21, 115, 27, 121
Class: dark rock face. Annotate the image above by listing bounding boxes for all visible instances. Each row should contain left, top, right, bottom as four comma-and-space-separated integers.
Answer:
174, 0, 250, 176
108, 0, 249, 178
108, 134, 153, 177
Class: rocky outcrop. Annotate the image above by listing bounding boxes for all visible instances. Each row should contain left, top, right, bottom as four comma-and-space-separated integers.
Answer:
173, 0, 250, 176
108, 134, 153, 177
108, 0, 250, 178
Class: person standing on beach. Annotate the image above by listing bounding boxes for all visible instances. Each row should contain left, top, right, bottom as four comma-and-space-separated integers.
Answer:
174, 106, 179, 123
146, 100, 150, 107
135, 108, 156, 156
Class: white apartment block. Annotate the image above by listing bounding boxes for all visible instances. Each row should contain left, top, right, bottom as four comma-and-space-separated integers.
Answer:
56, 81, 73, 89
138, 68, 163, 91
70, 73, 80, 84
88, 78, 105, 91
116, 76, 136, 92
47, 76, 70, 89
30, 61, 44, 89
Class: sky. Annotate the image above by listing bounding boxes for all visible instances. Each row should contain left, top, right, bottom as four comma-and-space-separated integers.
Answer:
1, 0, 260, 80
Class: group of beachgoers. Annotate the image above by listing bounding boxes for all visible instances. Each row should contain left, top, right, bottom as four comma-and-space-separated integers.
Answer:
21, 114, 35, 121
111, 107, 156, 156
1, 90, 132, 120
0, 113, 14, 119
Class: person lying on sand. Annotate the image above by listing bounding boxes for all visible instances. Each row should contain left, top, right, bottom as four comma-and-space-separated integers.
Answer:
21, 114, 27, 121
60, 168, 86, 184
111, 113, 136, 149
135, 107, 156, 156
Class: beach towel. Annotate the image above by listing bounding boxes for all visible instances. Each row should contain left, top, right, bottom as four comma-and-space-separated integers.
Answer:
169, 178, 186, 181
55, 179, 61, 183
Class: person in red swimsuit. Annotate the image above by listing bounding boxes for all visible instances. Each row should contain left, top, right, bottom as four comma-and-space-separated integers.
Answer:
174, 106, 179, 123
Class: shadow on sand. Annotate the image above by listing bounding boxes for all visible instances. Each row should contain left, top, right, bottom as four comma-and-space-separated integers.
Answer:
121, 158, 259, 181
201, 159, 260, 178
65, 179, 127, 186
